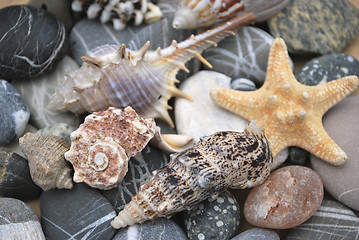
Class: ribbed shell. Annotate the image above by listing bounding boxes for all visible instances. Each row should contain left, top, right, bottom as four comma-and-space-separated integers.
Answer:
111, 120, 272, 229
47, 13, 256, 127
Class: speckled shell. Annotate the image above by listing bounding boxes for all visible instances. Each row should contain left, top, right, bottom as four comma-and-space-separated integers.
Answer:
19, 133, 73, 191
47, 13, 256, 127
65, 106, 156, 190
71, 0, 162, 30
111, 120, 273, 229
172, 0, 290, 29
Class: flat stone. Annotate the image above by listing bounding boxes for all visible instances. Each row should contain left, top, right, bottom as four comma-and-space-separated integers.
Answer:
0, 147, 42, 200
113, 218, 187, 240
0, 5, 67, 79
40, 183, 117, 240
285, 200, 359, 240
184, 190, 240, 240
269, 0, 359, 54
311, 96, 359, 211
231, 227, 280, 240
12, 56, 82, 129
0, 198, 45, 239
175, 70, 288, 169
0, 80, 30, 146
244, 165, 323, 229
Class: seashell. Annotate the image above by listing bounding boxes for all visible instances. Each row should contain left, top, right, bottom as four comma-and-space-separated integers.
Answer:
111, 120, 273, 229
172, 0, 290, 29
71, 0, 163, 31
47, 13, 256, 128
65, 106, 156, 190
19, 133, 73, 191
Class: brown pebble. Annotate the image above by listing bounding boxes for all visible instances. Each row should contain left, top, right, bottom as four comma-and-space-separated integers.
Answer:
243, 165, 323, 229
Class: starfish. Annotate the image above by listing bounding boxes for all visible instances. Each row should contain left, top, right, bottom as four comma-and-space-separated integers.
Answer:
210, 38, 359, 165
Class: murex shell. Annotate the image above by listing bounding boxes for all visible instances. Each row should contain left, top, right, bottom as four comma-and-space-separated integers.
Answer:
173, 0, 290, 29
47, 13, 256, 127
19, 133, 73, 191
65, 106, 156, 190
111, 120, 273, 229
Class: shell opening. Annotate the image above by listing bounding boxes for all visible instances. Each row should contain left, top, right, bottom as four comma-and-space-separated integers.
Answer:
172, 7, 199, 29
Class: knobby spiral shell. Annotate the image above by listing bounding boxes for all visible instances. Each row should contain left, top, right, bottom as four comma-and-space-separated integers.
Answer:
111, 120, 273, 229
173, 0, 290, 29
47, 13, 256, 127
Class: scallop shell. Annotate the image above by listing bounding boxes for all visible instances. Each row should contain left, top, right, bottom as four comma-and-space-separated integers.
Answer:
19, 133, 73, 191
47, 13, 256, 127
65, 106, 157, 190
111, 120, 273, 229
172, 0, 290, 29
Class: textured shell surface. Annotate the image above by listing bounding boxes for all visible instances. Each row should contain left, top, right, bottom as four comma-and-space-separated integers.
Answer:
111, 120, 273, 229
47, 13, 256, 127
65, 106, 156, 190
19, 133, 73, 191
172, 0, 290, 29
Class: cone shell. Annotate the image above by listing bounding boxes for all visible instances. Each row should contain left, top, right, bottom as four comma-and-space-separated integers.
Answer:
19, 133, 73, 191
65, 106, 156, 190
111, 120, 273, 228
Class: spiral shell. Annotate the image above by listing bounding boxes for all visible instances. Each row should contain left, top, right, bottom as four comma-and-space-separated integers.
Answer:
172, 0, 290, 29
47, 13, 256, 127
19, 133, 73, 191
111, 120, 273, 229
65, 106, 156, 190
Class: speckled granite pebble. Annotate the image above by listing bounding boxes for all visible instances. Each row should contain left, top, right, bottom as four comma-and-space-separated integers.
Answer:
184, 190, 240, 240
0, 5, 67, 79
0, 198, 45, 239
269, 0, 359, 54
311, 96, 359, 211
0, 80, 30, 146
231, 227, 280, 240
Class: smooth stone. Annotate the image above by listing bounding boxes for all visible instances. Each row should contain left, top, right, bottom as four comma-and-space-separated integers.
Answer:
311, 96, 359, 211
40, 183, 117, 240
0, 198, 45, 239
231, 78, 257, 91
113, 218, 188, 240
100, 145, 170, 212
7, 124, 38, 158
244, 165, 323, 229
285, 200, 359, 240
202, 26, 274, 86
175, 70, 288, 169
12, 56, 82, 129
0, 80, 30, 146
287, 147, 309, 166
0, 5, 67, 80
0, 147, 42, 200
268, 0, 359, 54
37, 123, 77, 144
69, 18, 143, 65
184, 190, 240, 240
231, 227, 280, 240
295, 53, 359, 86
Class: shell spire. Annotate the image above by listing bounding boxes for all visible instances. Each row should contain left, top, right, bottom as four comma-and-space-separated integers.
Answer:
111, 120, 272, 229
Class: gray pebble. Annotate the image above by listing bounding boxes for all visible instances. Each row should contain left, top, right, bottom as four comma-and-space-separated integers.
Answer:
231, 228, 280, 240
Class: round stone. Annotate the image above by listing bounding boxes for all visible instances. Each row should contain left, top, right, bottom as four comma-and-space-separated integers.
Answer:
184, 190, 240, 240
287, 147, 309, 166
231, 227, 280, 240
311, 96, 359, 211
244, 165, 323, 229
231, 78, 257, 91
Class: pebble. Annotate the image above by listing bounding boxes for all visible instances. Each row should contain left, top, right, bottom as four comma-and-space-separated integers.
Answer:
175, 70, 288, 169
113, 218, 188, 240
268, 0, 359, 54
231, 78, 257, 91
40, 183, 117, 240
0, 5, 67, 80
295, 53, 359, 86
311, 96, 359, 211
12, 56, 82, 129
101, 145, 170, 212
0, 198, 45, 239
287, 147, 309, 166
184, 190, 240, 240
231, 227, 280, 240
0, 80, 30, 146
0, 147, 42, 200
285, 200, 359, 240
37, 123, 77, 144
244, 165, 323, 229
202, 26, 274, 86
